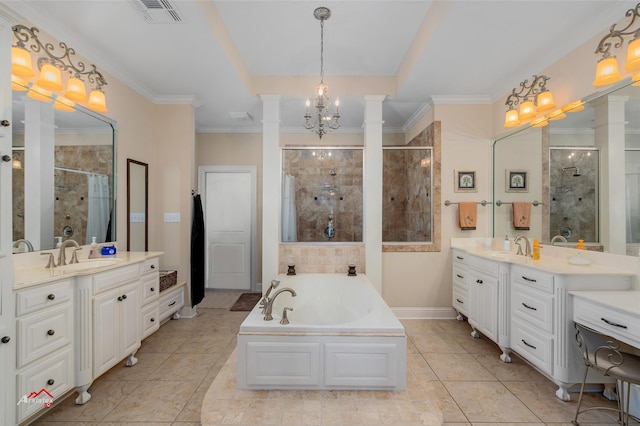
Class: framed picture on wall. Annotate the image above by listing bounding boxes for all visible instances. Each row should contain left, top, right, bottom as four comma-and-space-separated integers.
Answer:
454, 169, 477, 193
506, 169, 528, 192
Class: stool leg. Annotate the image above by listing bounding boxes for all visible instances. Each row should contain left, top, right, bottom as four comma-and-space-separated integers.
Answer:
572, 365, 589, 425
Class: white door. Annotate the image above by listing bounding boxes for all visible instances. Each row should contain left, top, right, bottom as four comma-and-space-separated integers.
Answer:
202, 168, 255, 290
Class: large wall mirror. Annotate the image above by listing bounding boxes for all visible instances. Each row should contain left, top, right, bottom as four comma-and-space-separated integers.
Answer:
12, 83, 116, 252
493, 79, 640, 256
282, 148, 363, 242
127, 159, 148, 251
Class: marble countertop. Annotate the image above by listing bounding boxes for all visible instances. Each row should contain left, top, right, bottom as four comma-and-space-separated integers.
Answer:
569, 290, 640, 317
452, 240, 633, 276
13, 251, 164, 290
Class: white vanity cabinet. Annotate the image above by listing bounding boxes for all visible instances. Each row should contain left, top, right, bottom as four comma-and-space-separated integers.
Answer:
15, 278, 74, 423
93, 280, 140, 377
452, 249, 511, 362
509, 263, 632, 401
139, 258, 160, 339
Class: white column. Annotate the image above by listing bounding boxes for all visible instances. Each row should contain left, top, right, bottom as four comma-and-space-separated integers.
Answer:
593, 95, 627, 254
261, 95, 281, 289
364, 95, 385, 293
24, 100, 55, 250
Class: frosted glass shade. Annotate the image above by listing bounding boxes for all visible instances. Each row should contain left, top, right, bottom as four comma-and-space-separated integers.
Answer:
87, 89, 108, 112
504, 108, 520, 128
518, 100, 536, 121
561, 100, 585, 112
546, 109, 566, 121
11, 74, 28, 91
536, 90, 556, 113
625, 37, 640, 73
593, 56, 622, 86
65, 77, 87, 103
27, 84, 53, 102
11, 46, 34, 78
54, 96, 75, 112
36, 63, 63, 92
531, 117, 548, 127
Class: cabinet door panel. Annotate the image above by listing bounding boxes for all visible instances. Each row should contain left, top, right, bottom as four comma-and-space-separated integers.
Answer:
120, 283, 141, 356
93, 292, 120, 377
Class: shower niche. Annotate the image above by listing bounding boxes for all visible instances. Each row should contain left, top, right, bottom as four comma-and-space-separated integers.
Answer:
549, 147, 599, 243
282, 148, 363, 243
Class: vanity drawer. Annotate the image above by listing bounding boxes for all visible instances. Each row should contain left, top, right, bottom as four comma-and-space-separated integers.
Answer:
511, 317, 553, 376
16, 279, 73, 316
511, 282, 554, 333
93, 264, 139, 294
452, 249, 468, 265
140, 257, 159, 275
452, 284, 468, 316
17, 302, 73, 368
453, 264, 467, 287
17, 347, 73, 422
141, 272, 159, 305
573, 297, 640, 348
141, 303, 159, 339
158, 285, 184, 321
511, 265, 554, 294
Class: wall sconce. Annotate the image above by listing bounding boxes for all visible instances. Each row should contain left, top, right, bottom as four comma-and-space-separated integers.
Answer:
11, 24, 108, 113
593, 2, 640, 86
503, 75, 556, 128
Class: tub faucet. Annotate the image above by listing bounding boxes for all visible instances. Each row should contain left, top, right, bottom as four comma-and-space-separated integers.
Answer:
551, 235, 568, 245
58, 239, 80, 266
263, 288, 296, 321
12, 239, 34, 253
514, 235, 531, 257
260, 279, 280, 313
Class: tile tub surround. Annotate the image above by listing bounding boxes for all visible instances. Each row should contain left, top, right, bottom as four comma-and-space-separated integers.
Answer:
279, 243, 365, 274
33, 290, 634, 426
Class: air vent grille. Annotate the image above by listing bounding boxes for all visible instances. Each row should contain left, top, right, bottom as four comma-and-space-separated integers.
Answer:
129, 0, 183, 23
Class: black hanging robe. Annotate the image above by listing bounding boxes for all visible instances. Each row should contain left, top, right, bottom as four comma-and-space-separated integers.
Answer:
190, 193, 205, 307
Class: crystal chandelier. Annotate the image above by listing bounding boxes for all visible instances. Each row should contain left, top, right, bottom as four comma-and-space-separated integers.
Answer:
304, 7, 340, 139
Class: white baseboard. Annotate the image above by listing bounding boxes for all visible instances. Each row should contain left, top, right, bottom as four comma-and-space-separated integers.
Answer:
392, 307, 458, 320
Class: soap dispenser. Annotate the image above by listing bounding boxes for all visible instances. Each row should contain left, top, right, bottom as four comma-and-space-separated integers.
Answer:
532, 240, 540, 260
503, 235, 510, 252
89, 236, 99, 259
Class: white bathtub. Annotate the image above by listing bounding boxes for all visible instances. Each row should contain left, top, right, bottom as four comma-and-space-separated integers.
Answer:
237, 274, 407, 390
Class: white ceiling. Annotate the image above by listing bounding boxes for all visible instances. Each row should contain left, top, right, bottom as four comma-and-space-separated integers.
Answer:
3, 0, 637, 134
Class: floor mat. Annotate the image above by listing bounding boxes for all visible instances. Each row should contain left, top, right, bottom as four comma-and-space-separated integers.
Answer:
229, 292, 262, 311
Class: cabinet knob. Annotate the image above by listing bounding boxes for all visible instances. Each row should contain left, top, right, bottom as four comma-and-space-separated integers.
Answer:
1, 336, 10, 344
150, 264, 155, 269
117, 296, 123, 301
47, 329, 55, 336
122, 294, 127, 300
0, 119, 9, 127
47, 294, 56, 300
476, 279, 483, 284
150, 287, 155, 292
47, 379, 55, 386
150, 318, 155, 322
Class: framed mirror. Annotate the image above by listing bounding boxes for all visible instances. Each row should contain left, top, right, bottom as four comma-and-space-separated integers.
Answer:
127, 159, 148, 251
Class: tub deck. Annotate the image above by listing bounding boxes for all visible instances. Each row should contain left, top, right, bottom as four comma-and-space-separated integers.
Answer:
236, 274, 407, 390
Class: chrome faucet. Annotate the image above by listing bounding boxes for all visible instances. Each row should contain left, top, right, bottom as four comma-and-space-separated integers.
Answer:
550, 235, 568, 245
58, 239, 80, 266
263, 288, 296, 321
12, 239, 34, 252
514, 235, 531, 257
259, 279, 280, 314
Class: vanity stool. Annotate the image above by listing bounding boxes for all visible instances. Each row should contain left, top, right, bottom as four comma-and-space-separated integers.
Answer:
572, 322, 640, 425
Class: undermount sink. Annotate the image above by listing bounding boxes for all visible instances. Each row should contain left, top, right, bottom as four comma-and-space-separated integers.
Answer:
488, 251, 531, 263
59, 258, 123, 273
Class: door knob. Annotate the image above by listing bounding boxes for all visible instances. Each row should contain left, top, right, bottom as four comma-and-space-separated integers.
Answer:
1, 155, 10, 163
1, 336, 10, 344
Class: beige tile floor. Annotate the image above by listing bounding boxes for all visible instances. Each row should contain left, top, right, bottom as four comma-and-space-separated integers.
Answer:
33, 289, 639, 426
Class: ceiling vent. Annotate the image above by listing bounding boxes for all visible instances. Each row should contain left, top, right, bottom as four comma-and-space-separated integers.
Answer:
129, 0, 183, 23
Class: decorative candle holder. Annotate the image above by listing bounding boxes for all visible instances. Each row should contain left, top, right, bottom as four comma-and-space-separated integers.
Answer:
287, 262, 296, 276
348, 264, 357, 276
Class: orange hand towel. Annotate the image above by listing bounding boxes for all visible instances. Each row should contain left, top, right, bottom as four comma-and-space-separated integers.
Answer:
459, 202, 477, 230
513, 202, 531, 230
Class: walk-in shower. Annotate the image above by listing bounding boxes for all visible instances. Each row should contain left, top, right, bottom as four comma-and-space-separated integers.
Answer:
549, 148, 598, 243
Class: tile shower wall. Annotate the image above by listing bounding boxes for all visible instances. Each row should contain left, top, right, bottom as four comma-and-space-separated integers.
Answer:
383, 149, 431, 242
283, 149, 363, 242
279, 244, 365, 274
549, 148, 598, 243
12, 146, 112, 244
